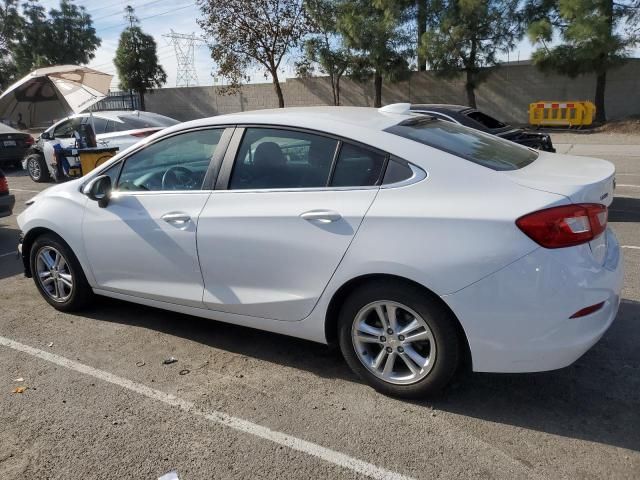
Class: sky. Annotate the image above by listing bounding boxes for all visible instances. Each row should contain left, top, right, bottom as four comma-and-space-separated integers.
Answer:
39, 0, 543, 92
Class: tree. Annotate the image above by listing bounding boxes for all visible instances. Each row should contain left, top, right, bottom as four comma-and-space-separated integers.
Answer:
198, 0, 309, 108
527, 0, 639, 122
114, 6, 166, 111
12, 0, 100, 76
416, 0, 429, 71
419, 0, 523, 108
0, 0, 22, 89
296, 0, 354, 105
337, 0, 412, 107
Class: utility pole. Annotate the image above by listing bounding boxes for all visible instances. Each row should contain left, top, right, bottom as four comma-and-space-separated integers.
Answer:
163, 30, 203, 87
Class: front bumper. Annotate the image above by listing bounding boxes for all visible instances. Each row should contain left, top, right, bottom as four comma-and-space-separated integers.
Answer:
444, 228, 623, 373
0, 194, 15, 218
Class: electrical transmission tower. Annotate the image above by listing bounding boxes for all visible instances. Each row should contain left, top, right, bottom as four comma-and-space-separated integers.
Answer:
163, 30, 203, 87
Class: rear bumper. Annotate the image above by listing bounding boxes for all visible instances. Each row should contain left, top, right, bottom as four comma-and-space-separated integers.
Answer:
0, 148, 29, 163
444, 228, 623, 373
0, 194, 15, 218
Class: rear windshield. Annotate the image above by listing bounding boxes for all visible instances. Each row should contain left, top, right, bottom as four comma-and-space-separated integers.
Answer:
117, 114, 179, 130
385, 117, 537, 171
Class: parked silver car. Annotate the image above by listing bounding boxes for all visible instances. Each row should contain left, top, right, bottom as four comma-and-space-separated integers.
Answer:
23, 110, 179, 182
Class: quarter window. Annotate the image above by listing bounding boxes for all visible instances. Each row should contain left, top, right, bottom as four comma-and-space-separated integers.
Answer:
229, 128, 338, 189
117, 129, 223, 191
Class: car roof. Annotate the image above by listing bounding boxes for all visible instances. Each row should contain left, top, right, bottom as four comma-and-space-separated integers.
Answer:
411, 104, 472, 113
68, 110, 169, 121
170, 106, 414, 137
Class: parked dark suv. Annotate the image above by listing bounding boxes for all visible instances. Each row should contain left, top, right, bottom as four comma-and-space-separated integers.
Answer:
410, 104, 555, 152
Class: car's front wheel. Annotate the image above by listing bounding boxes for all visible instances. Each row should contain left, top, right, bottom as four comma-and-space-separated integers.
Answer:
338, 280, 460, 398
30, 233, 93, 311
26, 153, 50, 183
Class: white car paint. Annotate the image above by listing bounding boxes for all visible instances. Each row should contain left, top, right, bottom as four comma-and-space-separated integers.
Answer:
17, 106, 623, 374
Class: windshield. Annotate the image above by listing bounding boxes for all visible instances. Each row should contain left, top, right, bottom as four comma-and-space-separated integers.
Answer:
386, 117, 537, 171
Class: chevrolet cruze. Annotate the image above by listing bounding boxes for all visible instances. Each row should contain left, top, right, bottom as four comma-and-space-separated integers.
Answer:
17, 104, 623, 397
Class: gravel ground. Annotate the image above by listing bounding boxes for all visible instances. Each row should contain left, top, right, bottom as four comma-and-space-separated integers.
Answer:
0, 131, 638, 480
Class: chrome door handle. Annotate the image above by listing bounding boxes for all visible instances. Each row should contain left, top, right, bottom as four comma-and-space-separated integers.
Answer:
300, 210, 342, 223
162, 212, 191, 225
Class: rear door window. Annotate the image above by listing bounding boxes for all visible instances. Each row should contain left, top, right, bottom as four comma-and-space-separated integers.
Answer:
331, 143, 386, 187
229, 128, 338, 189
386, 117, 537, 171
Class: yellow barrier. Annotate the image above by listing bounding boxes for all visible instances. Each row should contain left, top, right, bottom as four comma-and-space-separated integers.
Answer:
528, 101, 596, 127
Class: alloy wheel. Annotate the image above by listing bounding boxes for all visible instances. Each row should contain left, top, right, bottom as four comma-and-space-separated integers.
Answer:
28, 157, 41, 180
351, 300, 437, 385
35, 246, 74, 302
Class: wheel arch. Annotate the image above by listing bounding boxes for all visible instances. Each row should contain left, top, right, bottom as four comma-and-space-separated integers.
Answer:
21, 227, 75, 278
324, 273, 472, 369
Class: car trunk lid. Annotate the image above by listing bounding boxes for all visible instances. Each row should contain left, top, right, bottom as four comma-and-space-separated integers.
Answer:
502, 151, 616, 206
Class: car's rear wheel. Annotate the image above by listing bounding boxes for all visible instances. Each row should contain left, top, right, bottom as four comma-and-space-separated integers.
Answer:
338, 280, 459, 398
30, 233, 93, 311
26, 153, 50, 183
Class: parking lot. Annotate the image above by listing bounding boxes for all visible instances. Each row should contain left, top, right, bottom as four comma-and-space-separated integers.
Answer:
0, 131, 638, 480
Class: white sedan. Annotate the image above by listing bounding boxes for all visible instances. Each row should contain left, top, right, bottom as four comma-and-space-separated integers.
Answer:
17, 104, 623, 397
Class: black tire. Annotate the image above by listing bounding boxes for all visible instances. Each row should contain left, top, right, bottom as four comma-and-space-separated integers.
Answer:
25, 153, 50, 183
338, 280, 460, 398
29, 233, 93, 312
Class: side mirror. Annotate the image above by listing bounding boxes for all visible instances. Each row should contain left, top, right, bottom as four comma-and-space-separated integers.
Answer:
84, 175, 112, 208
40, 131, 52, 140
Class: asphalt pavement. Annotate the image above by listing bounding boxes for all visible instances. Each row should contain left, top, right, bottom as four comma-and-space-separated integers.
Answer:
0, 132, 638, 479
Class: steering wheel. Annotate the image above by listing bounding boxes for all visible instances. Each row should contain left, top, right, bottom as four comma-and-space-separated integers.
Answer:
161, 166, 195, 190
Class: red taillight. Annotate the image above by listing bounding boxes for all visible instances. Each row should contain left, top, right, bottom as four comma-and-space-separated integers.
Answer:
0, 176, 8, 194
24, 135, 34, 146
569, 301, 605, 319
516, 203, 607, 248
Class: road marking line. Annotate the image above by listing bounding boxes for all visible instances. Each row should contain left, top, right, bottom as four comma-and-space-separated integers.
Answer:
0, 251, 17, 258
0, 336, 414, 480
622, 245, 640, 250
616, 184, 640, 188
10, 188, 41, 193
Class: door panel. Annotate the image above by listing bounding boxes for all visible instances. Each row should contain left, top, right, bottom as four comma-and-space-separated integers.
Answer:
197, 189, 377, 321
81, 127, 228, 307
82, 192, 210, 307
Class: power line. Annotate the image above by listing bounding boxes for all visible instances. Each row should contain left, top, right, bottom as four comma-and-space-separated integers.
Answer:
95, 3, 196, 33
92, 0, 174, 22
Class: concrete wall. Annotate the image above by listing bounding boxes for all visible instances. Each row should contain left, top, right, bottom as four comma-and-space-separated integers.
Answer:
145, 60, 640, 124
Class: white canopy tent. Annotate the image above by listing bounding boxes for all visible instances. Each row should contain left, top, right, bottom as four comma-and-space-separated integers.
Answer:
0, 65, 113, 129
